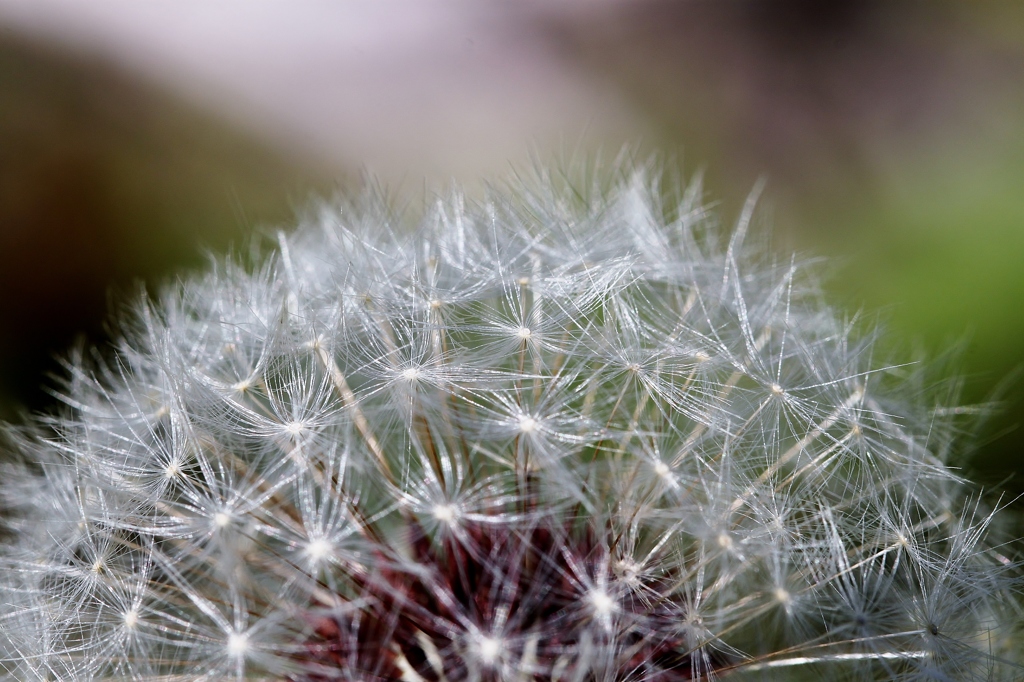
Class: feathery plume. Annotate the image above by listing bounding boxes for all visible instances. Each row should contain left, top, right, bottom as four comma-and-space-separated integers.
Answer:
1, 161, 1020, 680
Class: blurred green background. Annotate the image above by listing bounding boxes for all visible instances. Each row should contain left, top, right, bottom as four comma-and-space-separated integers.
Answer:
0, 0, 1022, 495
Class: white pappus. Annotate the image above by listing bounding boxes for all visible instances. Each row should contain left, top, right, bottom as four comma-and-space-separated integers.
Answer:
0, 161, 1021, 681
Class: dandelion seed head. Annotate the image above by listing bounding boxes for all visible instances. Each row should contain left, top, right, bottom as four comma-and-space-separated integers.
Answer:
0, 162, 1020, 681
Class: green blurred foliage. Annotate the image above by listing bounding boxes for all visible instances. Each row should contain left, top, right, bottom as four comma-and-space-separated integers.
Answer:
810, 143, 1024, 495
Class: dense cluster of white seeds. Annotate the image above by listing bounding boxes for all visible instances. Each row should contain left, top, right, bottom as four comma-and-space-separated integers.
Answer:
0, 167, 1020, 681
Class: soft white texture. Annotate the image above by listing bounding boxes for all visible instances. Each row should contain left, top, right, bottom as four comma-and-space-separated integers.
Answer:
0, 164, 1020, 681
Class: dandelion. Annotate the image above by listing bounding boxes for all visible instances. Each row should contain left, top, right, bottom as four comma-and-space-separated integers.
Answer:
1, 162, 1021, 681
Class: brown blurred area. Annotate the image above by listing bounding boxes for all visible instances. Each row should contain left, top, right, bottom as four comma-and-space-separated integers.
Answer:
1, 0, 1023, 494
0, 33, 336, 417
555, 0, 1024, 209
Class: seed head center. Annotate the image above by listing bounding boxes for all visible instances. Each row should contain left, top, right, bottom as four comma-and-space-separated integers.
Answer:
226, 632, 248, 656
518, 416, 538, 434
306, 538, 332, 561
433, 504, 457, 524
589, 590, 616, 616
615, 558, 642, 587
477, 636, 502, 664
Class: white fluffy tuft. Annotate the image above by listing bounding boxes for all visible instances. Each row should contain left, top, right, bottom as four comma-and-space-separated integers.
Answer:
0, 164, 1020, 681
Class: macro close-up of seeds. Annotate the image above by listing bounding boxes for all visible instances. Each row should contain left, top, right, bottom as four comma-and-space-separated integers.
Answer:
1, 164, 1020, 680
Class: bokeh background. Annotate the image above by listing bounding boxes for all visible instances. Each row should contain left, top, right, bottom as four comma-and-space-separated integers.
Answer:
1, 0, 1023, 495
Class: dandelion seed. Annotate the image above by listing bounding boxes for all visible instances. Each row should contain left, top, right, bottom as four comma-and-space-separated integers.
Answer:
589, 590, 616, 617
432, 503, 457, 524
518, 415, 538, 433
226, 632, 249, 657
123, 610, 139, 630
476, 636, 502, 665
615, 558, 642, 587
305, 539, 332, 562
284, 421, 307, 436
